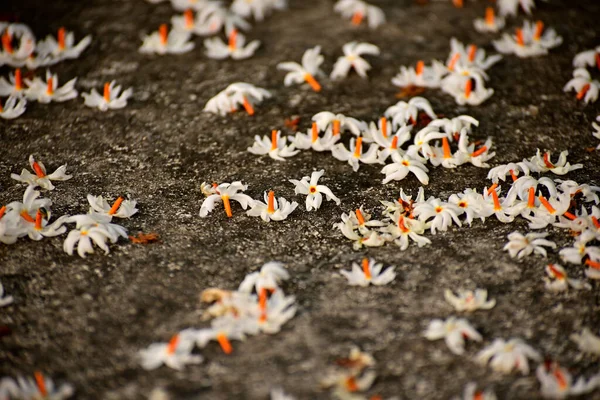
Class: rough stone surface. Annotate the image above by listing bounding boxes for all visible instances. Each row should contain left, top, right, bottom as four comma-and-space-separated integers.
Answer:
1, 0, 600, 399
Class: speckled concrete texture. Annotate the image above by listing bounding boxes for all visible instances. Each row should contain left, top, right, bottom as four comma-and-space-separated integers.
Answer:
1, 0, 600, 399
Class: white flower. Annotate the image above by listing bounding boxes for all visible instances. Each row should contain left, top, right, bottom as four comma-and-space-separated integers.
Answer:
35, 27, 91, 63
238, 261, 289, 293
170, 0, 209, 11
384, 97, 436, 128
0, 372, 74, 400
381, 212, 431, 250
448, 188, 487, 226
0, 280, 13, 307
0, 23, 36, 67
333, 0, 385, 29
23, 70, 77, 103
457, 131, 495, 168
336, 219, 387, 250
248, 130, 299, 161
192, 3, 251, 36
199, 181, 254, 218
374, 122, 411, 162
204, 82, 271, 116
81, 80, 132, 111
392, 60, 446, 89
231, 0, 286, 22
564, 68, 599, 104
340, 258, 396, 287
331, 137, 381, 171
21, 212, 68, 241
63, 224, 120, 258
493, 20, 562, 58
570, 328, 600, 356
291, 123, 339, 151
139, 333, 202, 370
204, 29, 260, 60
0, 68, 26, 97
270, 388, 295, 400
289, 170, 340, 211
413, 197, 462, 234
424, 317, 482, 355
481, 185, 526, 224
503, 231, 556, 259
487, 162, 531, 183
544, 264, 590, 292
277, 46, 324, 92
139, 24, 194, 55
246, 191, 298, 222
6, 185, 52, 223
559, 230, 600, 265
0, 95, 26, 119
477, 338, 541, 375
536, 362, 600, 399
256, 290, 296, 334
11, 155, 72, 190
381, 155, 429, 185
498, 0, 537, 16
448, 38, 503, 71
330, 42, 380, 80
441, 70, 494, 106
474, 7, 505, 33
452, 382, 497, 400
573, 46, 600, 68
312, 111, 366, 136
444, 288, 496, 312
87, 195, 138, 218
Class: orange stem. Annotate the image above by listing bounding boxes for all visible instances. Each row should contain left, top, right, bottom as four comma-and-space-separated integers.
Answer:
448, 53, 460, 71
390, 135, 398, 150
563, 211, 577, 220
267, 191, 275, 214
353, 137, 363, 157
468, 45, 477, 62
516, 29, 524, 46
527, 187, 535, 208
332, 119, 341, 136
596, 53, 600, 70
533, 21, 544, 41
159, 24, 168, 45
442, 137, 451, 159
108, 197, 123, 215
577, 84, 590, 100
509, 169, 518, 182
259, 288, 267, 322
167, 334, 179, 354
2, 31, 13, 54
15, 68, 22, 91
471, 146, 487, 157
538, 196, 556, 214
491, 190, 501, 211
270, 130, 278, 150
184, 9, 194, 29
304, 73, 321, 92
34, 371, 47, 397
485, 7, 495, 26
20, 210, 36, 223
543, 152, 555, 169
222, 196, 232, 217
103, 82, 110, 102
217, 333, 233, 354
380, 117, 387, 138
311, 122, 318, 142
228, 29, 237, 50
58, 27, 66, 50
242, 96, 254, 115
487, 183, 498, 195
32, 161, 46, 178
351, 11, 364, 25
362, 258, 371, 280
416, 60, 424, 76
355, 209, 365, 226
464, 79, 472, 99
585, 259, 600, 270
0, 206, 6, 220
592, 216, 600, 229
35, 210, 43, 230
46, 77, 54, 96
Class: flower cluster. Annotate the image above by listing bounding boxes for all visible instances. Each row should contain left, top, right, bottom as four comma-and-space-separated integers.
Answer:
2, 156, 138, 257
0, 371, 74, 400
320, 347, 380, 399
493, 20, 562, 58
392, 38, 501, 105
0, 23, 91, 119
564, 46, 600, 104
138, 261, 296, 370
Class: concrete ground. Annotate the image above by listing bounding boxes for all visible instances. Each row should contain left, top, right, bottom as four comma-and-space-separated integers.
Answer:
1, 0, 600, 398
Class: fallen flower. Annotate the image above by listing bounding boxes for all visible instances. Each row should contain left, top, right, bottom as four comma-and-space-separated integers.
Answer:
493, 20, 562, 58
444, 288, 496, 312
11, 155, 72, 190
331, 41, 380, 80
139, 24, 194, 55
333, 0, 385, 29
424, 317, 482, 355
82, 80, 133, 111
340, 258, 396, 287
238, 261, 289, 293
289, 169, 340, 211
24, 70, 77, 103
452, 382, 497, 400
199, 181, 254, 218
139, 333, 202, 370
246, 190, 298, 222
331, 137, 381, 171
204, 29, 260, 60
570, 327, 600, 356
0, 371, 74, 400
544, 264, 590, 292
503, 231, 556, 259
204, 82, 271, 116
248, 130, 299, 161
477, 338, 541, 375
474, 7, 505, 33
277, 45, 324, 92
0, 95, 26, 119
564, 68, 599, 104
537, 361, 600, 399
291, 123, 339, 151
87, 195, 138, 218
